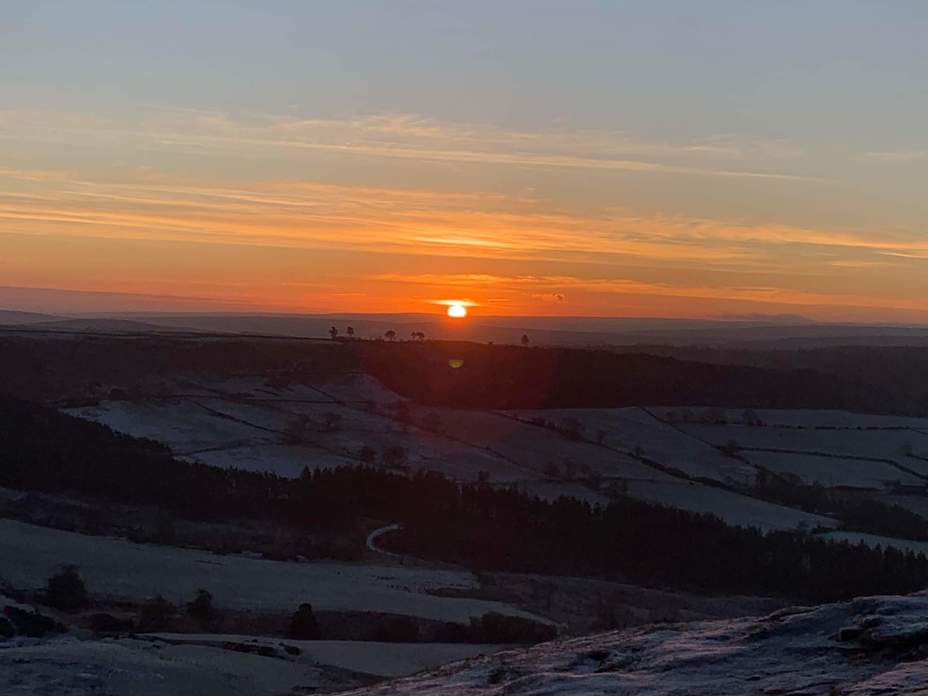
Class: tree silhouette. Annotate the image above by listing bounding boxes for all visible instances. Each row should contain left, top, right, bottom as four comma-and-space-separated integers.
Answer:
411, 331, 426, 341
328, 326, 338, 340
521, 334, 530, 346
385, 330, 397, 341
346, 326, 355, 339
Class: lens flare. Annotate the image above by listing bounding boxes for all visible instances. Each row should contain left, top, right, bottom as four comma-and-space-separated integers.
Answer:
447, 303, 468, 318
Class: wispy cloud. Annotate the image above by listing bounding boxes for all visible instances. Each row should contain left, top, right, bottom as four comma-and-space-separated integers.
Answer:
368, 271, 928, 314
0, 107, 817, 181
1, 174, 924, 268
864, 149, 928, 162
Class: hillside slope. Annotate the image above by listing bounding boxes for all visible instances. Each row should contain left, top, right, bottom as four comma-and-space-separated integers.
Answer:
337, 592, 928, 695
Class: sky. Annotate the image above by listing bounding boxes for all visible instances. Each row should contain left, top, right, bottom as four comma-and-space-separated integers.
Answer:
2, 1, 928, 320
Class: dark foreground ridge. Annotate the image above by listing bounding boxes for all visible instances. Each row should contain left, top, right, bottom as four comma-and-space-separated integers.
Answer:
337, 592, 928, 695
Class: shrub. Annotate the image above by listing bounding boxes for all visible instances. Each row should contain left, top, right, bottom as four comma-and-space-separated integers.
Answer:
137, 595, 176, 632
186, 589, 218, 625
469, 612, 556, 644
45, 565, 89, 613
89, 612, 134, 635
371, 615, 419, 643
3, 606, 65, 637
288, 603, 320, 640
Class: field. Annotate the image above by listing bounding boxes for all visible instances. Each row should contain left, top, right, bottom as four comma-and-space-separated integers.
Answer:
66, 374, 881, 534
0, 518, 543, 625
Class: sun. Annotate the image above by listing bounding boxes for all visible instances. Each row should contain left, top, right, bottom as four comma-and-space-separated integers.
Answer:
447, 303, 468, 318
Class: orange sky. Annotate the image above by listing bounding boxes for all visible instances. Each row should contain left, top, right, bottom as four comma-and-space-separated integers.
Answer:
3, 5, 928, 322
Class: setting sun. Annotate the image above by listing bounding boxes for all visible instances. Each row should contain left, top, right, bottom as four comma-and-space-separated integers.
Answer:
447, 303, 468, 318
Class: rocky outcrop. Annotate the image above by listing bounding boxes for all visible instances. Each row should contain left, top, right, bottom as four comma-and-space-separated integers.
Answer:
337, 592, 928, 695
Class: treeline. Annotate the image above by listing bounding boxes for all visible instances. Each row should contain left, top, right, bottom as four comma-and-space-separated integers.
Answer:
387, 490, 928, 603
357, 341, 905, 413
3, 395, 927, 603
753, 468, 928, 540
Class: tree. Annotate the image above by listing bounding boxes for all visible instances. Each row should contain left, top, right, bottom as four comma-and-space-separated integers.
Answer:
138, 596, 176, 632
288, 603, 320, 639
385, 330, 397, 342
45, 565, 89, 612
359, 445, 377, 464
520, 334, 530, 346
328, 326, 338, 340
186, 588, 218, 626
346, 326, 355, 339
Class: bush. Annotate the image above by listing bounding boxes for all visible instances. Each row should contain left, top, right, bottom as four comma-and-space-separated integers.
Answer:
469, 612, 556, 644
137, 595, 176, 632
287, 603, 320, 640
186, 589, 218, 626
371, 616, 419, 643
89, 612, 134, 635
45, 565, 89, 613
3, 606, 65, 637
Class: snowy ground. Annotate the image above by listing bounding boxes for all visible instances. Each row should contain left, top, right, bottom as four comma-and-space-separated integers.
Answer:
336, 592, 928, 695
143, 634, 503, 678
0, 632, 502, 695
507, 407, 751, 484
0, 519, 546, 625
624, 479, 837, 532
63, 374, 895, 534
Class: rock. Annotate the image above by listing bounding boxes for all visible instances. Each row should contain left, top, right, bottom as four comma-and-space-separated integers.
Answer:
3, 606, 66, 637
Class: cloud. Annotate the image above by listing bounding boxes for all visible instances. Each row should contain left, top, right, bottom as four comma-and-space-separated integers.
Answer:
864, 149, 928, 162
0, 107, 817, 182
2, 173, 925, 271
367, 271, 928, 314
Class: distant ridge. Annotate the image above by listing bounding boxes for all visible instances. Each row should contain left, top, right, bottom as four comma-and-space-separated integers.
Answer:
0, 309, 62, 326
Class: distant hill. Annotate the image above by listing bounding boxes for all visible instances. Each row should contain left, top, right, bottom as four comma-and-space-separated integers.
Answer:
0, 309, 61, 326
70, 311, 928, 348
21, 318, 203, 334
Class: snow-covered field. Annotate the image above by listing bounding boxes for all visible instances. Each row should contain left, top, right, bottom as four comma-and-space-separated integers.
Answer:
64, 375, 928, 536
508, 407, 752, 484
651, 406, 928, 430
0, 519, 545, 624
336, 592, 928, 695
624, 480, 837, 532
746, 450, 915, 489
144, 634, 503, 678
0, 632, 502, 695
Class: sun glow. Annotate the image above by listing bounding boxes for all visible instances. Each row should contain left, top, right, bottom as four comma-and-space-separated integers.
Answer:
447, 303, 468, 318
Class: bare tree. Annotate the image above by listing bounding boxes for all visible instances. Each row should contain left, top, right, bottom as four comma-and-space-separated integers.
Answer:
328, 326, 338, 340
